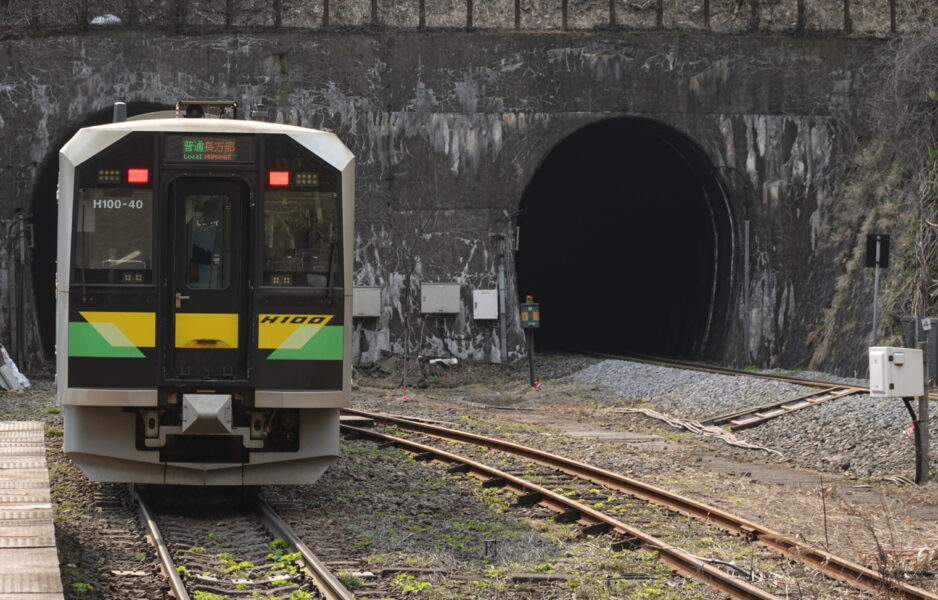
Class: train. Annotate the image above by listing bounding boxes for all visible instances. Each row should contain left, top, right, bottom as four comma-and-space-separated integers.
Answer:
56, 101, 354, 485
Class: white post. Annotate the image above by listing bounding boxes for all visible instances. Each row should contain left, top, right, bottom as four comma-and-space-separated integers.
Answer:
496, 232, 508, 363
497, 262, 508, 362
872, 237, 881, 346
919, 341, 930, 483
743, 220, 750, 362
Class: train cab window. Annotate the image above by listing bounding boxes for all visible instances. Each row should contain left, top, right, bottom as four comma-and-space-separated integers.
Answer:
263, 191, 338, 287
184, 194, 232, 289
73, 188, 153, 285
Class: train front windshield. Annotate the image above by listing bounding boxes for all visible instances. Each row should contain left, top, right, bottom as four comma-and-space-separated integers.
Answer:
74, 187, 154, 285
263, 189, 339, 287
262, 135, 340, 289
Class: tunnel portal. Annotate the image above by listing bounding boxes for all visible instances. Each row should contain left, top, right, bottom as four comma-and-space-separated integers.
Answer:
515, 117, 736, 359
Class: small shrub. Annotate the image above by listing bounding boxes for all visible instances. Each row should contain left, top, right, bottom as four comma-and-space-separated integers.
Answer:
338, 571, 365, 589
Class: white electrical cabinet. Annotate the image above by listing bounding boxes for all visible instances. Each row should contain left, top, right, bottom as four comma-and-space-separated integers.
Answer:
472, 290, 498, 320
869, 346, 924, 397
352, 287, 382, 317
421, 283, 460, 314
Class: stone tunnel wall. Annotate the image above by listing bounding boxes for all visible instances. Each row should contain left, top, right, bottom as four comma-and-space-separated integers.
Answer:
0, 29, 881, 373
1, 0, 934, 35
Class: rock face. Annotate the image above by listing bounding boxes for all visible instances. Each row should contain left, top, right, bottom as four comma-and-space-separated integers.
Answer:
0, 24, 885, 373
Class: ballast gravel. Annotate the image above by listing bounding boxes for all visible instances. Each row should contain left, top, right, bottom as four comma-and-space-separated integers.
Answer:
567, 358, 933, 484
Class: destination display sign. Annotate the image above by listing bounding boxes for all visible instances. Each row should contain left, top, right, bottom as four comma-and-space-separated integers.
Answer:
165, 134, 253, 163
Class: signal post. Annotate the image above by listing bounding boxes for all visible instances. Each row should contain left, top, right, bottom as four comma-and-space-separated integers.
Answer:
520, 296, 540, 387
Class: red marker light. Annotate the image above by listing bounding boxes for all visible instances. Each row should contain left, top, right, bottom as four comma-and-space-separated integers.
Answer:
127, 168, 149, 184
269, 171, 290, 186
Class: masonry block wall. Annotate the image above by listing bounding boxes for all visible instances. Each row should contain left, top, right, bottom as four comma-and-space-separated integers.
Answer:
0, 4, 893, 373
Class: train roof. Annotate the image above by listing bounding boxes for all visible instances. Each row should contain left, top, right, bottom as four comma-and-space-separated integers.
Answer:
60, 116, 354, 172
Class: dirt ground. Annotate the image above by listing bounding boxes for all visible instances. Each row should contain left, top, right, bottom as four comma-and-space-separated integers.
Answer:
7, 352, 938, 598
352, 353, 938, 584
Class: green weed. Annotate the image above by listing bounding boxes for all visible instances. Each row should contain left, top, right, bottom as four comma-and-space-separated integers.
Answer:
391, 573, 431, 594
71, 582, 93, 595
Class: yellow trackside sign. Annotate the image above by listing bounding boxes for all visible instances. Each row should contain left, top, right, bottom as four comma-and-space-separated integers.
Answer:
258, 314, 334, 350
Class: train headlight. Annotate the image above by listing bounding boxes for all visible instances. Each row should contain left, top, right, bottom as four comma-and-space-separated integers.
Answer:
249, 411, 267, 439
184, 104, 204, 118
143, 410, 160, 438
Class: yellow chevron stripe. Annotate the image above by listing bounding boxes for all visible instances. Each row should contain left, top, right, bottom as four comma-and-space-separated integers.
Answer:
79, 311, 155, 347
258, 314, 334, 349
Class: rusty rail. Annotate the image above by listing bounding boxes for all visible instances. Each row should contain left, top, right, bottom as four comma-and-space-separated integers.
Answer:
344, 408, 938, 600
700, 386, 864, 430
344, 422, 782, 600
132, 489, 190, 600
586, 351, 938, 403
134, 488, 354, 600
256, 499, 356, 600
584, 351, 860, 389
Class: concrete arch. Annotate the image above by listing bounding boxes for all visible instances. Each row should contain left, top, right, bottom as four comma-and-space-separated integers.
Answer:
29, 102, 170, 358
515, 116, 736, 360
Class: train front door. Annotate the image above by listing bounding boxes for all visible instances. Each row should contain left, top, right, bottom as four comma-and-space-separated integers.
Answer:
166, 177, 250, 381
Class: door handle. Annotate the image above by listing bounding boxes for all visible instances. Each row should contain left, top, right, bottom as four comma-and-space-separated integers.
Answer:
175, 292, 191, 308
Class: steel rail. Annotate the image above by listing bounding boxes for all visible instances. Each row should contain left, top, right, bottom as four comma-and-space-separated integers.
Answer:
135, 488, 353, 600
700, 386, 864, 430
582, 351, 853, 389
602, 351, 938, 401
256, 498, 356, 600
132, 489, 190, 600
343, 422, 782, 600
344, 408, 938, 600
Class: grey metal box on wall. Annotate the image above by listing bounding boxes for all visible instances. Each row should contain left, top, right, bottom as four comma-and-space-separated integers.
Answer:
421, 283, 460, 314
472, 290, 498, 320
353, 287, 382, 317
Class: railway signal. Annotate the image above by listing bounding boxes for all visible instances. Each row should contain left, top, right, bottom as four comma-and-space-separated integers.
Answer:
520, 296, 540, 386
866, 233, 889, 345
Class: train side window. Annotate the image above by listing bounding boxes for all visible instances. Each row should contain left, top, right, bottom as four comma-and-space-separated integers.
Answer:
263, 191, 339, 287
73, 188, 153, 285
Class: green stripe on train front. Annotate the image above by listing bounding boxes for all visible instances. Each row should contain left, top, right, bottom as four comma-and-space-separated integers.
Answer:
267, 326, 343, 360
68, 322, 145, 358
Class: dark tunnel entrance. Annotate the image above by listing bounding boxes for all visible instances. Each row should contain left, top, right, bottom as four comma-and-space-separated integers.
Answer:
515, 117, 736, 360
30, 102, 170, 359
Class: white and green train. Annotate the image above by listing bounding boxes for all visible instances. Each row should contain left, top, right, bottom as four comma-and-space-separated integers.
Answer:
57, 101, 354, 485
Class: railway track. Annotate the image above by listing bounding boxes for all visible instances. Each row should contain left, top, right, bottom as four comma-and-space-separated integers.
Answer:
133, 487, 355, 600
78, 484, 167, 597
699, 385, 864, 430
343, 407, 938, 600
585, 351, 869, 429
589, 351, 856, 388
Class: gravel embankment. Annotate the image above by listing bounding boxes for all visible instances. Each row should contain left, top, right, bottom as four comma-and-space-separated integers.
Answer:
567, 359, 934, 484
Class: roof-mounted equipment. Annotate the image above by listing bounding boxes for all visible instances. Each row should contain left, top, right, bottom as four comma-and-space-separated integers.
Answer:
176, 100, 239, 119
